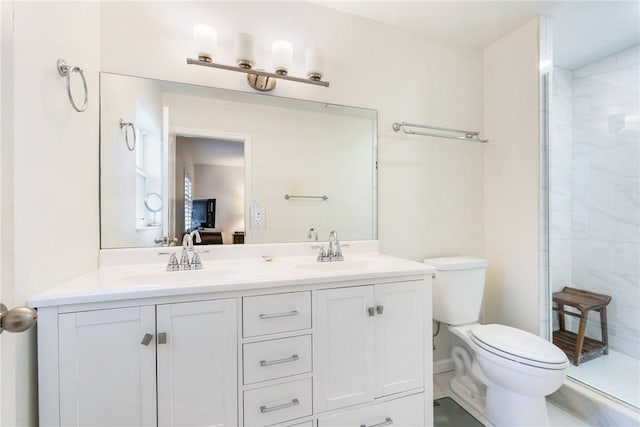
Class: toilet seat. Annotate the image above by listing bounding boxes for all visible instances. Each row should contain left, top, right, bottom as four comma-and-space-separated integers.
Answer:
471, 324, 569, 370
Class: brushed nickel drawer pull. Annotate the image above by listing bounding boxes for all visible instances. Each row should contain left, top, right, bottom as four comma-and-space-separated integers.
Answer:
259, 310, 299, 320
259, 398, 299, 413
260, 354, 299, 367
361, 417, 393, 427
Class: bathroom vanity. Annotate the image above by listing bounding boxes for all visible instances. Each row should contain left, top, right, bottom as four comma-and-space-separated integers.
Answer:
31, 242, 434, 427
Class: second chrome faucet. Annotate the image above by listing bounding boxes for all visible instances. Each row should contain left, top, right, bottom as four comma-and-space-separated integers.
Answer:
316, 230, 344, 262
167, 230, 203, 271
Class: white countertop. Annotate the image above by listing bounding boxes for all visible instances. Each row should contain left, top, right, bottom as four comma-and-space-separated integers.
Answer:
29, 245, 434, 308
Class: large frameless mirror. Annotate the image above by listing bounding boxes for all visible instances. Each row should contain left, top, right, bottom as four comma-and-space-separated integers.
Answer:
100, 73, 377, 248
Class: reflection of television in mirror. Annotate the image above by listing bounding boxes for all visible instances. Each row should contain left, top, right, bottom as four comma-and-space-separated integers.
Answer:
192, 199, 216, 229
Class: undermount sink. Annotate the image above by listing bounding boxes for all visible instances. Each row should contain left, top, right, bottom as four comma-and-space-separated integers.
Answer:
116, 268, 239, 286
295, 259, 372, 271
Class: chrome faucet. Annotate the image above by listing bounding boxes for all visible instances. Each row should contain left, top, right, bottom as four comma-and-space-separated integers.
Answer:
174, 230, 204, 271
307, 227, 318, 241
328, 230, 338, 255
316, 230, 344, 262
182, 230, 202, 251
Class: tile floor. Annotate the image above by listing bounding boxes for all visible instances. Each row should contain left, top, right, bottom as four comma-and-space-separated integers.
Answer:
566, 349, 640, 409
434, 371, 592, 426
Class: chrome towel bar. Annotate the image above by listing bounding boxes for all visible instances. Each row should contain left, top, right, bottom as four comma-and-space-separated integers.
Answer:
284, 194, 328, 201
57, 58, 88, 113
393, 121, 488, 143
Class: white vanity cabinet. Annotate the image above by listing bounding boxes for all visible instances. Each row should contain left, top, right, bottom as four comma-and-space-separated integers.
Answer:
54, 298, 237, 427
58, 306, 157, 426
35, 252, 433, 427
315, 281, 425, 412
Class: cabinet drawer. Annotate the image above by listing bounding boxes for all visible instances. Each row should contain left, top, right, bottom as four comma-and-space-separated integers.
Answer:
244, 378, 312, 427
317, 393, 424, 427
244, 292, 311, 337
244, 335, 312, 384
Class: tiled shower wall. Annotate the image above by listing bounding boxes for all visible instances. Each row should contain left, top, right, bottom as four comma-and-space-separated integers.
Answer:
551, 45, 640, 359
571, 45, 640, 359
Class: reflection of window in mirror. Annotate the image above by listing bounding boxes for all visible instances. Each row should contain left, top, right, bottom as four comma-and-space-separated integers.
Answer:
184, 172, 193, 233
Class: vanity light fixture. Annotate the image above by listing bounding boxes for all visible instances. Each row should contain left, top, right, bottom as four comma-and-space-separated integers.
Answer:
187, 26, 329, 92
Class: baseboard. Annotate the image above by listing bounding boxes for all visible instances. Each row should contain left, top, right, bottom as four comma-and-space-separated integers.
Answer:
434, 358, 454, 375
549, 377, 640, 426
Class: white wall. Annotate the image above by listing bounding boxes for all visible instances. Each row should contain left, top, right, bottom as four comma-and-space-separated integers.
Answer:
483, 18, 541, 333
7, 2, 101, 425
0, 2, 12, 424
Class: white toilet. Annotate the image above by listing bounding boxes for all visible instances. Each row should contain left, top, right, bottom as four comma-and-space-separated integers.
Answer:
425, 256, 569, 427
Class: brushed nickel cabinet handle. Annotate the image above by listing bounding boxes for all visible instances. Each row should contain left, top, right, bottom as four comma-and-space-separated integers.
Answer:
158, 332, 167, 344
361, 417, 393, 427
260, 398, 299, 413
259, 354, 299, 367
259, 310, 299, 320
140, 333, 153, 346
376, 305, 384, 315
368, 307, 376, 317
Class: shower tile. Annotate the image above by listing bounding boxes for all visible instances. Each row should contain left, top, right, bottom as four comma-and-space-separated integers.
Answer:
615, 178, 640, 211
615, 242, 640, 276
572, 96, 589, 120
617, 45, 640, 68
574, 55, 617, 78
571, 152, 590, 183
589, 210, 639, 243
571, 203, 589, 239
573, 241, 616, 271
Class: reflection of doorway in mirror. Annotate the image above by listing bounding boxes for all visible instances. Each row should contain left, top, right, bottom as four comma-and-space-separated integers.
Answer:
172, 129, 248, 246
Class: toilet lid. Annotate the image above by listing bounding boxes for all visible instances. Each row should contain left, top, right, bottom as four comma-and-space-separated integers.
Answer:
471, 324, 568, 369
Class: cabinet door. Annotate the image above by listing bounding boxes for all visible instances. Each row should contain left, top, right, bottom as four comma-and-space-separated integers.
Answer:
374, 281, 424, 397
58, 306, 157, 427
156, 299, 237, 427
316, 286, 375, 412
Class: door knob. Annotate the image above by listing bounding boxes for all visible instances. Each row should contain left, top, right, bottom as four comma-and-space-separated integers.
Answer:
0, 303, 37, 334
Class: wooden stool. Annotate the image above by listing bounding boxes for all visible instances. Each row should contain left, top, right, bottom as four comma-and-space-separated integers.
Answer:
552, 287, 612, 366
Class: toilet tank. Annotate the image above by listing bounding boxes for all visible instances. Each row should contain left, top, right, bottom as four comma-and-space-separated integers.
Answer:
424, 256, 487, 326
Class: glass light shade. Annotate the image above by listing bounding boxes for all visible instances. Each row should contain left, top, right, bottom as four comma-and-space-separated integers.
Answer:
234, 33, 256, 69
305, 48, 325, 81
193, 24, 217, 62
272, 40, 293, 75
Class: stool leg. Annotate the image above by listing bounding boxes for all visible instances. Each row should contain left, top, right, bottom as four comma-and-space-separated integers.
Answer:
574, 311, 588, 366
557, 303, 565, 331
600, 308, 609, 355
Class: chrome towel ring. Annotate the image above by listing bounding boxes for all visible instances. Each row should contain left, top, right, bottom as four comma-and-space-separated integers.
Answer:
56, 58, 88, 113
119, 119, 137, 151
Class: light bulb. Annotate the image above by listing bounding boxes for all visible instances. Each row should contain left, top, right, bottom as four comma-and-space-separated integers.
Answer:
193, 24, 217, 63
305, 48, 325, 81
234, 33, 256, 69
272, 40, 293, 76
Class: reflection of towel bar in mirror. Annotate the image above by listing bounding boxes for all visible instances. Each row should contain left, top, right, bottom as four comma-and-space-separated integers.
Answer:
284, 194, 328, 201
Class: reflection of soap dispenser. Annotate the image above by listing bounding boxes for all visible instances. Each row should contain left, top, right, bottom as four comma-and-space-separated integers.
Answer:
252, 201, 264, 229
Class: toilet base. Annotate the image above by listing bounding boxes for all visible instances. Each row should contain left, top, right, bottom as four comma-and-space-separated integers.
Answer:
449, 344, 485, 414
485, 385, 549, 427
